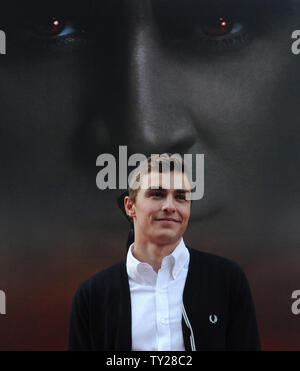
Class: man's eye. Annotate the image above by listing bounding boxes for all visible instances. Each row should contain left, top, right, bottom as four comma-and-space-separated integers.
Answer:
31, 17, 82, 38
200, 17, 243, 38
152, 192, 163, 197
150, 191, 164, 198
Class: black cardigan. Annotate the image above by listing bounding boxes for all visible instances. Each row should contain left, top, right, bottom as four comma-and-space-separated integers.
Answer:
68, 248, 261, 351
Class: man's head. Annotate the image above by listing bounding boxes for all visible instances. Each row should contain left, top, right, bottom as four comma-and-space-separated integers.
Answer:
124, 154, 192, 246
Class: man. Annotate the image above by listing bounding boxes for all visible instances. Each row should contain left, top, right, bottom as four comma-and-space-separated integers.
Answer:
68, 154, 261, 351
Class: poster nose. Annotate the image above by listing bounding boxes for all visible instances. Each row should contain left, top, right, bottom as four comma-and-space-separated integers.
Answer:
117, 18, 196, 157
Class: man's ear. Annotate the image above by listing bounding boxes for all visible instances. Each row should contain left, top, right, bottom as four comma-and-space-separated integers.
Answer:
124, 196, 136, 218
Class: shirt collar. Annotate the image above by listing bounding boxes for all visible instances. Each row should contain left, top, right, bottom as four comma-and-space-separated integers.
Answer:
169, 238, 189, 279
126, 238, 189, 284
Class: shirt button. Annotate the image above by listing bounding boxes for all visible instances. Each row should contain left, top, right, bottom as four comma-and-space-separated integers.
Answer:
160, 318, 168, 325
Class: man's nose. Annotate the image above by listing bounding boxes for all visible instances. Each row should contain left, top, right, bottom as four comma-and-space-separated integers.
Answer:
111, 4, 197, 156
161, 195, 176, 214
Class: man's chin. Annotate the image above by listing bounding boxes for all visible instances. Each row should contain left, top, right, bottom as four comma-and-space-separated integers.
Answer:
151, 233, 181, 247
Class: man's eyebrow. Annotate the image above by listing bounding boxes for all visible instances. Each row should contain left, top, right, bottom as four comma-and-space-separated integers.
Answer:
145, 188, 191, 195
145, 187, 190, 192
175, 189, 190, 193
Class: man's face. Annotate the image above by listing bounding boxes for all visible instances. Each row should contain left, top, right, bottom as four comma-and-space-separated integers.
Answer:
130, 171, 191, 246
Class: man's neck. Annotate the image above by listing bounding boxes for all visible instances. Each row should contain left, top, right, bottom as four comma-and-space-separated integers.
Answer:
131, 238, 181, 273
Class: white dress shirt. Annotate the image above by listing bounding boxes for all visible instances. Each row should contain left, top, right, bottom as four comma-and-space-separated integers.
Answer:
126, 239, 190, 351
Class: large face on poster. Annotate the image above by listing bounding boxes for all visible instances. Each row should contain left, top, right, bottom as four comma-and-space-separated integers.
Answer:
0, 0, 299, 350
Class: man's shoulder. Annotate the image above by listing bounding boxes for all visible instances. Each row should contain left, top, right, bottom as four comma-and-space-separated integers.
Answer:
187, 247, 245, 278
186, 248, 250, 298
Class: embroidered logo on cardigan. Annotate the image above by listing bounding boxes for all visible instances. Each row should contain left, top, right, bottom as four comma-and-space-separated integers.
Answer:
209, 314, 218, 324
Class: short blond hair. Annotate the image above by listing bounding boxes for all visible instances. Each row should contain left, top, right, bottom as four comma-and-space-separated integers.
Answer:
128, 153, 191, 202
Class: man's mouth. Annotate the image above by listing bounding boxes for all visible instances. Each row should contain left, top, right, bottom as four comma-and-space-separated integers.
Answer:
155, 218, 181, 223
